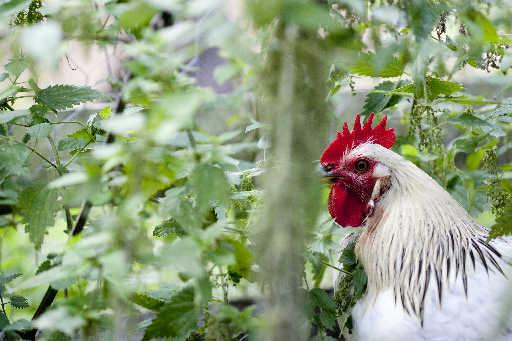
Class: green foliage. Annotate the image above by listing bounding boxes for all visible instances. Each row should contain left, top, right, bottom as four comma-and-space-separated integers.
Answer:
35, 85, 102, 111
143, 286, 198, 340
335, 241, 367, 335
0, 0, 510, 340
18, 184, 59, 249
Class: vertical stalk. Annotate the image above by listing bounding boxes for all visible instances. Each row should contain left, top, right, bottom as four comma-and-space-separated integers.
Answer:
253, 21, 331, 340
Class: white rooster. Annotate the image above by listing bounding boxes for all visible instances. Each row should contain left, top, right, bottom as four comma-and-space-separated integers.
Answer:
320, 113, 512, 340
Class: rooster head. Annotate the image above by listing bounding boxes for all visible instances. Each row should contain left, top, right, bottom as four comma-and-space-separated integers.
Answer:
320, 113, 395, 227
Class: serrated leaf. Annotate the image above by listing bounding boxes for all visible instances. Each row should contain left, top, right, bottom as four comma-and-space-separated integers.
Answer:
18, 184, 59, 248
0, 143, 30, 178
35, 85, 101, 111
394, 77, 463, 100
143, 286, 198, 340
9, 295, 28, 309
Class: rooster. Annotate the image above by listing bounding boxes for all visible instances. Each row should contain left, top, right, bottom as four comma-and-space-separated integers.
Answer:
320, 113, 512, 340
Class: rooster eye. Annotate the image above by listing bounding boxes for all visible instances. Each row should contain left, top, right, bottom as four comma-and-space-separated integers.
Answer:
354, 159, 370, 173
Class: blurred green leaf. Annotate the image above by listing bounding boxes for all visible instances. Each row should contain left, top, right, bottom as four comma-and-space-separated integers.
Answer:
351, 52, 405, 77
131, 293, 165, 311
190, 164, 231, 212
5, 56, 29, 78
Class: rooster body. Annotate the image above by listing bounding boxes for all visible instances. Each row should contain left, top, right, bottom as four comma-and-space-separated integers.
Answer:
321, 114, 512, 340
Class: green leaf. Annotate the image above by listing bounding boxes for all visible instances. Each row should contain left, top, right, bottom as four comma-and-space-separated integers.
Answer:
448, 113, 505, 137
407, 0, 445, 39
394, 77, 463, 100
308, 288, 337, 330
18, 184, 59, 249
36, 254, 62, 275
463, 9, 500, 43
35, 85, 101, 111
352, 267, 367, 297
9, 295, 29, 309
119, 2, 157, 31
362, 81, 406, 115
227, 238, 253, 284
161, 188, 203, 230
190, 164, 231, 212
338, 247, 357, 269
5, 56, 29, 78
0, 143, 30, 178
131, 293, 165, 311
143, 286, 198, 340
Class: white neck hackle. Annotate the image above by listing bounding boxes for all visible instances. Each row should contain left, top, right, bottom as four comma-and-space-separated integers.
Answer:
346, 143, 503, 320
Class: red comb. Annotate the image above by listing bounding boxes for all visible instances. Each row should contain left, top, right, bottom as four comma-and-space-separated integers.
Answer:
320, 113, 395, 166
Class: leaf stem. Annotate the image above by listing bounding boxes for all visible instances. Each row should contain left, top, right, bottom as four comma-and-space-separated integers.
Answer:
321, 260, 351, 276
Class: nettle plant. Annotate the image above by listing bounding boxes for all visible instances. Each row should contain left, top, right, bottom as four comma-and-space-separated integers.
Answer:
0, 0, 510, 340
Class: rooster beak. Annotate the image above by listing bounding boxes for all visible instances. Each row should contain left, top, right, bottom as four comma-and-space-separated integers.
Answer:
317, 163, 340, 184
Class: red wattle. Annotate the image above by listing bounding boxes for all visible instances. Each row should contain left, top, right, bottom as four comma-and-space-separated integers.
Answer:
328, 183, 367, 227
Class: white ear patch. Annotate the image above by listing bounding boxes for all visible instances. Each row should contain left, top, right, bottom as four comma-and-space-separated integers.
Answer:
373, 163, 390, 178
